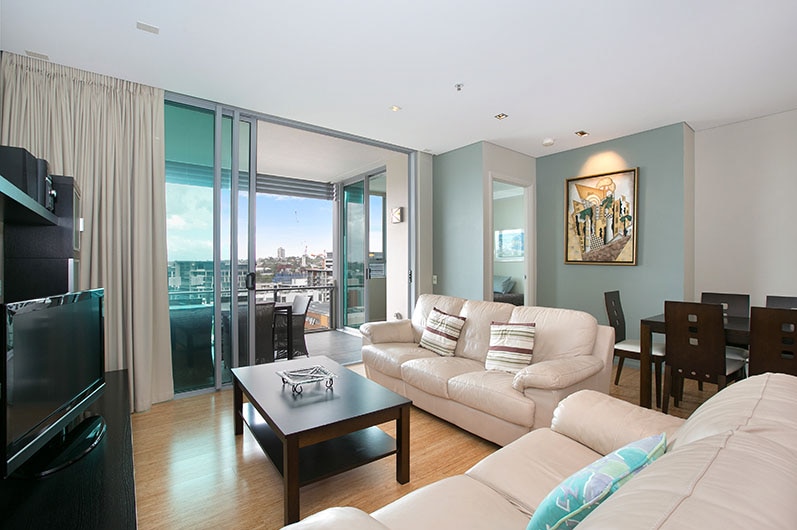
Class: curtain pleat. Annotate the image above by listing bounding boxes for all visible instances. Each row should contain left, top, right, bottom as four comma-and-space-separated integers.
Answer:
0, 51, 173, 411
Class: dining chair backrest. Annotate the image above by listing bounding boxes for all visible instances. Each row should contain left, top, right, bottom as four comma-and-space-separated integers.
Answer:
700, 292, 750, 318
765, 295, 797, 310
292, 294, 311, 316
748, 306, 797, 376
254, 302, 276, 364
665, 301, 727, 383
603, 290, 627, 343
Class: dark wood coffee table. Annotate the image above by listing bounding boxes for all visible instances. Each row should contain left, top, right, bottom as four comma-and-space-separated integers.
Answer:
232, 356, 411, 525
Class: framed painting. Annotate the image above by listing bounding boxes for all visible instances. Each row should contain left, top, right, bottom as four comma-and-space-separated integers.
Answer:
564, 168, 638, 265
495, 228, 524, 261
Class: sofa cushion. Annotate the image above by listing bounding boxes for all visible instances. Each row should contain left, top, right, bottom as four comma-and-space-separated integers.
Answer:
494, 275, 515, 294
669, 372, 797, 452
510, 306, 597, 363
551, 390, 684, 456
419, 307, 467, 357
527, 433, 666, 530
411, 294, 466, 342
485, 322, 535, 373
448, 370, 535, 427
282, 507, 390, 529
372, 475, 531, 530
401, 357, 483, 398
455, 300, 516, 362
362, 343, 436, 379
466, 428, 602, 516
579, 430, 797, 530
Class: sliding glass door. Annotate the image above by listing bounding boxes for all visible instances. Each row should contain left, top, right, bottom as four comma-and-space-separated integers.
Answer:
165, 100, 255, 393
342, 171, 387, 329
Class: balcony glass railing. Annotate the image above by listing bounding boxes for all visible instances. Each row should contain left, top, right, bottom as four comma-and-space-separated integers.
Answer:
167, 285, 337, 391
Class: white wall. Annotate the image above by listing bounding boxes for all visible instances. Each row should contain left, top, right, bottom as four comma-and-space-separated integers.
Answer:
415, 152, 434, 299
386, 153, 409, 320
695, 109, 797, 306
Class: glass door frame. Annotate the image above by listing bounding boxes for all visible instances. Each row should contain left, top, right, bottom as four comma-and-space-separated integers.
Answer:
339, 168, 387, 330
221, 109, 258, 389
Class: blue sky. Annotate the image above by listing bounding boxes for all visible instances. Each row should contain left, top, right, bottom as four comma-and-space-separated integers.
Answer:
166, 184, 334, 261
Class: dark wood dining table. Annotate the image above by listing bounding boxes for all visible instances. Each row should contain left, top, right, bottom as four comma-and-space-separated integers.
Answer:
639, 313, 750, 408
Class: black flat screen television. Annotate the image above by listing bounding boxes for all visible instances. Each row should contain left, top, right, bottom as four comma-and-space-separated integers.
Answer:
2, 288, 106, 478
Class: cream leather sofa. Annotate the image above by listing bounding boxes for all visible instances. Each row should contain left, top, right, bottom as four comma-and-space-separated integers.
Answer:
360, 294, 614, 446
284, 373, 797, 529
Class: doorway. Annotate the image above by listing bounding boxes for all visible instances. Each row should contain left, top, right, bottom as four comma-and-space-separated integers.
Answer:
492, 180, 527, 305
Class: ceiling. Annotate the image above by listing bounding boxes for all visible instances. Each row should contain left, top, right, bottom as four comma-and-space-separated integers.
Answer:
2, 1, 797, 174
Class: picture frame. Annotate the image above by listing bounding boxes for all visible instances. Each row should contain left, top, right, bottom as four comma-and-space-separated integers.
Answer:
564, 168, 638, 265
495, 228, 524, 261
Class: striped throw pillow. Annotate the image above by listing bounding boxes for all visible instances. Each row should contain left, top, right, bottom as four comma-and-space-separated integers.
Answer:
485, 322, 535, 373
419, 307, 467, 357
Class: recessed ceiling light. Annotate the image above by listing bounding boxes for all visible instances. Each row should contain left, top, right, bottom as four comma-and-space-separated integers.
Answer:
24, 50, 50, 61
136, 21, 160, 35
389, 105, 402, 112
575, 130, 590, 137
494, 113, 509, 120
542, 138, 555, 147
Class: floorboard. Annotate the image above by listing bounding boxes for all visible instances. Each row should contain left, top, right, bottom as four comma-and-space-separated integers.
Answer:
134, 343, 717, 529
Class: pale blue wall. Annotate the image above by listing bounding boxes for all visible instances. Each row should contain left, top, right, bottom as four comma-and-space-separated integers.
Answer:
536, 124, 688, 338
432, 143, 484, 299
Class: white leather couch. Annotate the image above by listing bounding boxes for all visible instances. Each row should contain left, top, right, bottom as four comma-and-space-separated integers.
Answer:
360, 294, 614, 446
284, 373, 797, 529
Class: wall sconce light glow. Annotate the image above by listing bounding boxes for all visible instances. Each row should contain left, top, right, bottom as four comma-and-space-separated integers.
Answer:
542, 138, 555, 147
575, 130, 590, 137
495, 113, 509, 120
389, 105, 402, 112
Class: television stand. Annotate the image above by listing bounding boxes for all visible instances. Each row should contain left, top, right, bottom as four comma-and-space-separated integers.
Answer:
14, 414, 107, 479
0, 370, 136, 529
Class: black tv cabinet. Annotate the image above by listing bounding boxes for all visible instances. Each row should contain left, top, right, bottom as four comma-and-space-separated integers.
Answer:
0, 370, 137, 529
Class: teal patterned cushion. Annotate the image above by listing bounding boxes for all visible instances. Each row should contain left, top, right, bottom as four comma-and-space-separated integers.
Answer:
527, 433, 666, 530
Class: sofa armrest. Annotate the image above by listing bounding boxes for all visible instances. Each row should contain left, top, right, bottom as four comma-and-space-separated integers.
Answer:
512, 356, 603, 391
360, 319, 415, 345
550, 390, 685, 455
281, 507, 390, 530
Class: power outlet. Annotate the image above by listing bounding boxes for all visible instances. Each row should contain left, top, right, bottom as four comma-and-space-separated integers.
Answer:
432, 275, 438, 285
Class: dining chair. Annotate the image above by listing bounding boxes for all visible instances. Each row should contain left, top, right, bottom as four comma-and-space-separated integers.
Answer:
662, 301, 746, 414
748, 306, 797, 377
766, 295, 797, 310
604, 291, 666, 407
274, 294, 312, 360
254, 301, 276, 364
700, 291, 750, 372
700, 292, 750, 318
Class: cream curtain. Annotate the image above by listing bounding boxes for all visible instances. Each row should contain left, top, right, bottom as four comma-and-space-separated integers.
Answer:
0, 52, 173, 411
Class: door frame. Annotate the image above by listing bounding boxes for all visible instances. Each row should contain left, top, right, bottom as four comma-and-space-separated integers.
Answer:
486, 172, 536, 306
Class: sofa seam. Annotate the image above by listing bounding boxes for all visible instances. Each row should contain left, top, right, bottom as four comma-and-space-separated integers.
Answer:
654, 430, 733, 528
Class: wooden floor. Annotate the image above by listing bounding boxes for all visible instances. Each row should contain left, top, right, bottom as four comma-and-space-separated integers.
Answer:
132, 350, 715, 529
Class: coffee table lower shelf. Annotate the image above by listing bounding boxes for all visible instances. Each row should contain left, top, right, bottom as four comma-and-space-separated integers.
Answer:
241, 402, 397, 485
